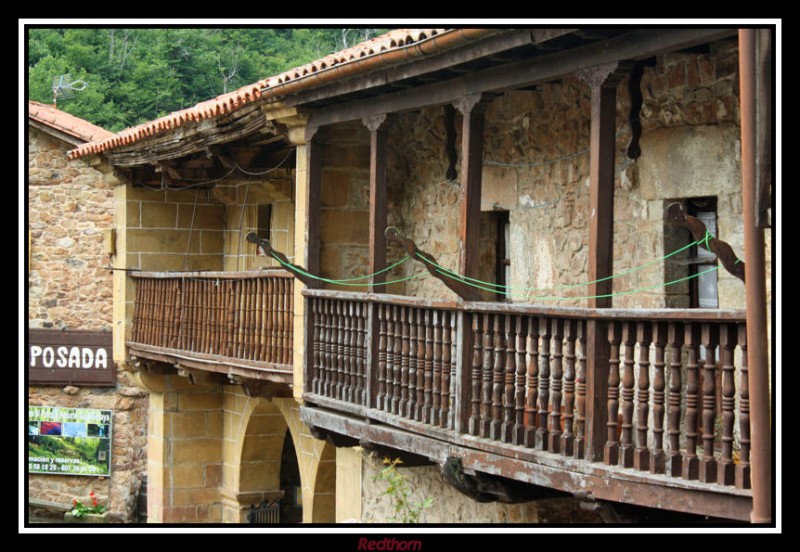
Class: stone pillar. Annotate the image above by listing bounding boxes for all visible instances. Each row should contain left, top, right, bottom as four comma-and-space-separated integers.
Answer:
137, 372, 223, 523
336, 447, 363, 522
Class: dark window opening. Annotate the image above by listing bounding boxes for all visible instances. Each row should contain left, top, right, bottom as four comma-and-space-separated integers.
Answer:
279, 429, 302, 523
256, 204, 273, 242
478, 210, 510, 302
686, 197, 718, 309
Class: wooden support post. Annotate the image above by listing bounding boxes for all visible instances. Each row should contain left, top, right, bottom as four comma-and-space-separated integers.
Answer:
578, 62, 627, 462
306, 135, 322, 278
454, 310, 474, 435
454, 94, 489, 282
364, 114, 388, 293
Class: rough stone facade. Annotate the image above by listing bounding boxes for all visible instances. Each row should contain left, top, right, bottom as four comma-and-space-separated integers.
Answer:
375, 38, 767, 313
28, 125, 148, 523
328, 38, 771, 524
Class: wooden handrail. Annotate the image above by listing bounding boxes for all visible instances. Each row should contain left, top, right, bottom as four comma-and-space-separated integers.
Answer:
130, 269, 293, 279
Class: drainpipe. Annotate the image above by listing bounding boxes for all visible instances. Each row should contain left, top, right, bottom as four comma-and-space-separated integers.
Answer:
738, 28, 772, 524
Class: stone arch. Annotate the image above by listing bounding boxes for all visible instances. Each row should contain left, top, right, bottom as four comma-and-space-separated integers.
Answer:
221, 388, 336, 523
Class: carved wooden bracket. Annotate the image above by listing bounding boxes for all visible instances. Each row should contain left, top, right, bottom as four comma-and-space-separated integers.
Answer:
229, 376, 293, 399
362, 113, 387, 132
626, 61, 646, 160
246, 232, 318, 288
443, 104, 458, 181
577, 61, 632, 88
385, 226, 481, 301
666, 202, 745, 282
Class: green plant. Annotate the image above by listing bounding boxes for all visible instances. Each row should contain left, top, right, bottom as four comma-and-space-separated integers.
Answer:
70, 491, 106, 518
372, 457, 432, 524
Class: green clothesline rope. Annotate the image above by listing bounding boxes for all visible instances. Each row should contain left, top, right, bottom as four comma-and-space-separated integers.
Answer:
415, 229, 713, 297
270, 253, 423, 287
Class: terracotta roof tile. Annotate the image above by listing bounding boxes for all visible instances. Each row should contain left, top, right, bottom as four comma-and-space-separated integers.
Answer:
28, 101, 113, 143
68, 28, 496, 160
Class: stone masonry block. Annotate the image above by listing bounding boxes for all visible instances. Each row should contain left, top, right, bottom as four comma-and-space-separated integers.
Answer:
172, 439, 222, 463
178, 392, 223, 412
169, 412, 208, 437
321, 209, 369, 245
177, 204, 225, 230
140, 202, 177, 228
172, 464, 207, 489
240, 435, 285, 461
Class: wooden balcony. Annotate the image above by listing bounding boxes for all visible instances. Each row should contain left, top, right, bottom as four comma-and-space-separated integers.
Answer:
129, 270, 294, 384
300, 289, 753, 521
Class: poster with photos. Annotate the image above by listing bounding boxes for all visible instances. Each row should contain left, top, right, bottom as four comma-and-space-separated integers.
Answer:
28, 406, 112, 476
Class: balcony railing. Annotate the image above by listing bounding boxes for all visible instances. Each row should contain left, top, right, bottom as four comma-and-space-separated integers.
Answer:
129, 271, 293, 377
303, 289, 752, 518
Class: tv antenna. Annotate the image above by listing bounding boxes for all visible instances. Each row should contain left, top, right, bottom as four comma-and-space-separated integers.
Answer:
52, 74, 87, 106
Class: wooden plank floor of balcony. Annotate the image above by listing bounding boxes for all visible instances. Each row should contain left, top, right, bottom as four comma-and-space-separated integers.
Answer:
300, 403, 752, 522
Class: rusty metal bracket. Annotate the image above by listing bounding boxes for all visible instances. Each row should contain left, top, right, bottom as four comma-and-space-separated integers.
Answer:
665, 203, 745, 282
246, 232, 318, 288
385, 226, 482, 301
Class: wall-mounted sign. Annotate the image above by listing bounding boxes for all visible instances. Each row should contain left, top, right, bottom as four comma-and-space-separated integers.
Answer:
28, 329, 115, 386
28, 406, 112, 476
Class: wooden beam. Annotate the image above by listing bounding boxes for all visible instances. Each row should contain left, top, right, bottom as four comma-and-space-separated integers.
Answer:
578, 62, 628, 462
306, 136, 322, 277
288, 30, 568, 107
299, 405, 753, 521
454, 93, 489, 282
364, 114, 388, 293
306, 28, 736, 129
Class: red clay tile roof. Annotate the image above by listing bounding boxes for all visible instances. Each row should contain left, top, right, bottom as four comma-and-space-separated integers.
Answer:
28, 101, 113, 143
68, 28, 498, 160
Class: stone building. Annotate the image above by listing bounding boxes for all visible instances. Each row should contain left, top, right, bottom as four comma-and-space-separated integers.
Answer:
67, 27, 775, 524
27, 101, 148, 522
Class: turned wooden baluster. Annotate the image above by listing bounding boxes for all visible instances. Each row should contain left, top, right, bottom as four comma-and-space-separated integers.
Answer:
735, 323, 751, 489
337, 301, 348, 401
561, 319, 577, 456
224, 280, 234, 357
480, 314, 493, 438
490, 315, 505, 441
385, 306, 397, 412
574, 321, 587, 459
260, 279, 269, 361
415, 310, 427, 420
343, 302, 354, 403
355, 302, 366, 405
604, 321, 622, 465
513, 316, 527, 446
242, 279, 252, 358
377, 304, 388, 411
132, 280, 141, 342
634, 322, 652, 471
407, 308, 419, 419
535, 318, 551, 451
423, 310, 434, 423
323, 300, 334, 397
252, 278, 262, 360
269, 279, 278, 363
683, 324, 701, 480
310, 299, 321, 394
152, 279, 162, 347
399, 307, 411, 416
391, 305, 403, 415
179, 278, 188, 349
140, 278, 149, 343
650, 322, 667, 474
699, 323, 719, 483
501, 315, 516, 443
717, 324, 737, 486
666, 322, 684, 477
283, 280, 292, 364
468, 314, 483, 436
523, 316, 539, 448
215, 279, 224, 355
441, 311, 453, 429
237, 280, 247, 357
431, 311, 443, 426
619, 322, 636, 468
146, 278, 155, 344
169, 279, 180, 348
548, 318, 564, 453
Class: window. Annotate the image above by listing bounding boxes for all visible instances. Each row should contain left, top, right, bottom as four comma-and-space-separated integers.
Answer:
686, 197, 718, 309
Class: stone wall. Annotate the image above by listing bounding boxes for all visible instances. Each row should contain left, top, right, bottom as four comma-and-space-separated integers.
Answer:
380, 38, 762, 311
28, 126, 148, 523
319, 122, 372, 289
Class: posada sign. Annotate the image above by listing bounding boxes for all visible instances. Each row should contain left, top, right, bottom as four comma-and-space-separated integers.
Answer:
28, 329, 115, 386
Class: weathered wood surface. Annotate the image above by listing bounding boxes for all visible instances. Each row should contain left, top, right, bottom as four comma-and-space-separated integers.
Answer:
300, 405, 753, 521
130, 273, 293, 368
305, 293, 751, 497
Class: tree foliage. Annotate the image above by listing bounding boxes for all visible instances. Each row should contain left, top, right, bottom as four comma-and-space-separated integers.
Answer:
27, 28, 388, 132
